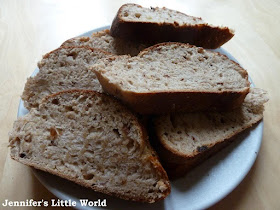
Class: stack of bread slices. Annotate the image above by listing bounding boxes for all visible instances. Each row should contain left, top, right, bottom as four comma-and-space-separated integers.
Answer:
9, 3, 268, 203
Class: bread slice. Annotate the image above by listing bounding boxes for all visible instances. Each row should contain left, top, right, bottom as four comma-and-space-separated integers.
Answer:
9, 90, 171, 203
22, 46, 111, 110
152, 88, 268, 179
110, 3, 234, 49
61, 29, 147, 56
92, 42, 250, 115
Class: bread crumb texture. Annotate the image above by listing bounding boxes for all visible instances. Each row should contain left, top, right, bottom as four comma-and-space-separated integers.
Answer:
22, 47, 110, 110
10, 90, 170, 203
93, 43, 249, 93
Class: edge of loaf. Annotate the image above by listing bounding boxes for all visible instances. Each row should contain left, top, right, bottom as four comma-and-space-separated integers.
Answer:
110, 3, 234, 49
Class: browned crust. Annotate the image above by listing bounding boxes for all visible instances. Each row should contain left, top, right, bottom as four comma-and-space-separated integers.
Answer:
153, 117, 263, 179
12, 89, 170, 203
110, 4, 234, 49
42, 45, 113, 60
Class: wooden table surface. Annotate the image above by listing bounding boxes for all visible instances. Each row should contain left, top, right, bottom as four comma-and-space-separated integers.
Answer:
0, 0, 279, 209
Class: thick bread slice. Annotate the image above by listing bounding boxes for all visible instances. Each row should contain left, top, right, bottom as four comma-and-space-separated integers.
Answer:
92, 42, 250, 115
61, 29, 147, 56
22, 46, 111, 110
153, 88, 268, 179
110, 4, 234, 49
9, 90, 171, 203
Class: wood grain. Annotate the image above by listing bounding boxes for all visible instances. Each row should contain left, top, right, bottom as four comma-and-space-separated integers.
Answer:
0, 0, 279, 209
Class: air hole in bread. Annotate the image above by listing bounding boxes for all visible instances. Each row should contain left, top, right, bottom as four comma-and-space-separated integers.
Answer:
67, 51, 78, 59
78, 96, 87, 103
148, 189, 155, 193
15, 136, 21, 142
65, 106, 74, 112
24, 134, 32, 142
113, 129, 121, 137
19, 153, 26, 158
135, 13, 141, 18
219, 73, 223, 77
126, 140, 135, 151
48, 140, 57, 146
83, 173, 95, 180
124, 11, 129, 17
183, 55, 190, 60
52, 98, 59, 105
59, 62, 65, 67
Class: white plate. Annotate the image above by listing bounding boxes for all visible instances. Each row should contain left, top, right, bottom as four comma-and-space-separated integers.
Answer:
17, 26, 263, 210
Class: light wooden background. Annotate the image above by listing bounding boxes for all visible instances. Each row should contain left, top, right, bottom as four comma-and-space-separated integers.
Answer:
0, 0, 279, 209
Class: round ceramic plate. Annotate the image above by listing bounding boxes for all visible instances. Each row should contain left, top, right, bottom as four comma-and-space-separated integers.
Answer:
17, 26, 263, 210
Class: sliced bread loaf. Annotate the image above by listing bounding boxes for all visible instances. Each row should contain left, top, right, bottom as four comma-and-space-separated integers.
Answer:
92, 42, 250, 115
22, 46, 111, 110
152, 88, 268, 178
61, 29, 147, 56
9, 90, 171, 203
110, 4, 234, 49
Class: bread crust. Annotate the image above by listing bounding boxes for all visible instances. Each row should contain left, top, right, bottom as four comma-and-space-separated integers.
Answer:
11, 90, 171, 203
110, 4, 234, 49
